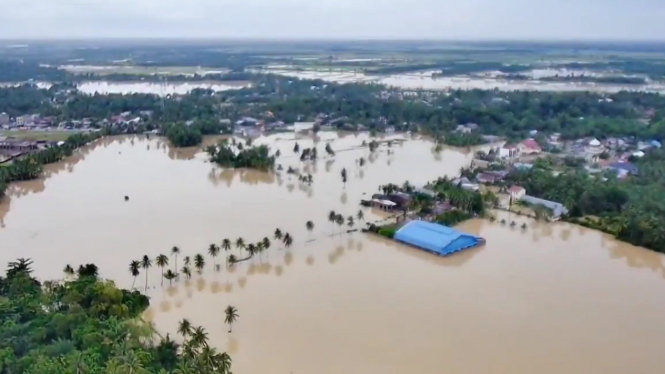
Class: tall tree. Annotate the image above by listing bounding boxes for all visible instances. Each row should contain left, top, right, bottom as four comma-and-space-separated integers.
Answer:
235, 237, 245, 256
246, 243, 257, 258
191, 326, 209, 348
156, 254, 169, 286
129, 260, 140, 289
335, 214, 344, 233
306, 220, 314, 232
181, 266, 192, 279
141, 255, 152, 291
283, 233, 293, 249
208, 244, 220, 269
224, 305, 239, 333
194, 254, 205, 274
357, 209, 364, 221
165, 270, 177, 285
341, 168, 347, 186
274, 228, 283, 241
261, 237, 271, 252
171, 246, 180, 272
221, 238, 231, 254
184, 256, 191, 267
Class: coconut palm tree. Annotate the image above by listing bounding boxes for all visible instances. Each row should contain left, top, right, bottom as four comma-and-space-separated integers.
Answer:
164, 270, 177, 285
328, 210, 336, 224
510, 221, 516, 227
171, 246, 180, 272
184, 256, 191, 267
208, 244, 221, 269
283, 233, 293, 249
347, 216, 355, 228
356, 210, 364, 221
194, 254, 205, 273
261, 237, 271, 252
191, 326, 209, 348
246, 243, 257, 258
199, 346, 221, 372
173, 360, 196, 374
235, 237, 245, 256
227, 254, 238, 265
335, 214, 344, 233
155, 254, 169, 286
177, 319, 193, 338
521, 222, 528, 230
118, 351, 144, 374
221, 238, 231, 254
141, 255, 152, 290
500, 219, 507, 225
217, 352, 232, 374
181, 266, 192, 279
63, 264, 75, 277
129, 260, 140, 289
341, 168, 347, 186
306, 221, 314, 232
274, 228, 283, 241
224, 305, 239, 333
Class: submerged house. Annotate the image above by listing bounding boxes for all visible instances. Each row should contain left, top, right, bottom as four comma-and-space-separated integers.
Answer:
393, 220, 485, 256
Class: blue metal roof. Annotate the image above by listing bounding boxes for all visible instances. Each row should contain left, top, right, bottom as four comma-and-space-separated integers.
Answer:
394, 220, 484, 256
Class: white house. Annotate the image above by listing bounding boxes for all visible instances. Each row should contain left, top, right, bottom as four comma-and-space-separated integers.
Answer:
509, 186, 526, 200
499, 144, 520, 159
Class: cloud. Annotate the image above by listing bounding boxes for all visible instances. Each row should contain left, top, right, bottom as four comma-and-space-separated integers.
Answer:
0, 0, 663, 39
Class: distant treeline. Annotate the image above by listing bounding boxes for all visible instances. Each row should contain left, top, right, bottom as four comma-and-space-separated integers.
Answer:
0, 61, 255, 83
74, 72, 255, 82
501, 73, 648, 85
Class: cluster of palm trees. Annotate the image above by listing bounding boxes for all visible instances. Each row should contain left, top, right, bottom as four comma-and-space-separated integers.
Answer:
174, 315, 236, 373
327, 210, 364, 234
126, 230, 295, 290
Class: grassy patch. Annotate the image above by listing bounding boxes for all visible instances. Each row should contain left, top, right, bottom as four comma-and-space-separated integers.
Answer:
0, 130, 82, 141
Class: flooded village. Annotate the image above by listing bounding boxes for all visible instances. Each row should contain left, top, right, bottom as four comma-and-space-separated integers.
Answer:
1, 41, 665, 374
1, 128, 665, 374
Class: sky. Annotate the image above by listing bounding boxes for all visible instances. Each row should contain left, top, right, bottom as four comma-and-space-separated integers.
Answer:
1, 0, 664, 40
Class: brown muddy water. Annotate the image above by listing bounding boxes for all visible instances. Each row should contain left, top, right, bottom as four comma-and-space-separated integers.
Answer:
1, 133, 665, 374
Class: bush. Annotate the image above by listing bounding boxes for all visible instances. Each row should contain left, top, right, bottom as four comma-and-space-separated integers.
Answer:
378, 227, 396, 238
436, 210, 472, 226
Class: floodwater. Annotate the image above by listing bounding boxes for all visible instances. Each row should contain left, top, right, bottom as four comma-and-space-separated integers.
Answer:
2, 133, 665, 374
263, 67, 665, 93
76, 81, 250, 95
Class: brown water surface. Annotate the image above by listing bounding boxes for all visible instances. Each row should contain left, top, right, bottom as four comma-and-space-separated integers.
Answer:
1, 133, 664, 374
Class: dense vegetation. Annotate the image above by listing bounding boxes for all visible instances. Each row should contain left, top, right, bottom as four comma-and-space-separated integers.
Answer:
2, 73, 665, 143
504, 149, 665, 253
0, 258, 234, 374
442, 132, 486, 146
206, 140, 275, 171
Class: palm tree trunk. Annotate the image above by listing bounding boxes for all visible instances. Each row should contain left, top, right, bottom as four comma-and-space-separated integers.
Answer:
132, 276, 136, 289
161, 269, 164, 286
145, 272, 148, 291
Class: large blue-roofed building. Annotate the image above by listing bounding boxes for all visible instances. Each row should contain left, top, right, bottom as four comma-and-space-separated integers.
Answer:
393, 220, 485, 256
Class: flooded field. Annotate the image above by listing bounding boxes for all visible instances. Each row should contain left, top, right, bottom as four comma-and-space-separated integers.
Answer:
76, 81, 250, 95
263, 67, 665, 93
1, 133, 665, 374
